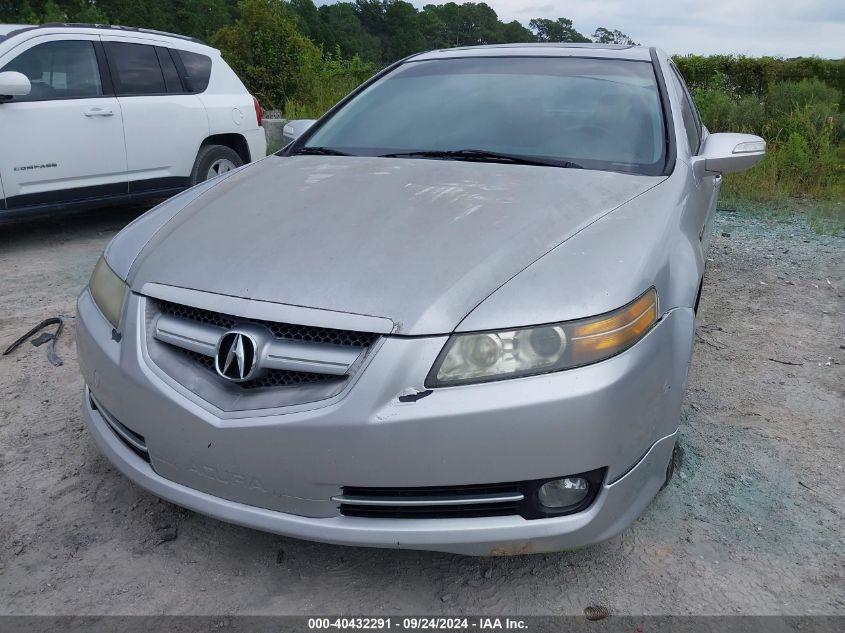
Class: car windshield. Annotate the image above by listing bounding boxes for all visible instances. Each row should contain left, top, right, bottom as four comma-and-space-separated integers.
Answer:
303, 56, 667, 175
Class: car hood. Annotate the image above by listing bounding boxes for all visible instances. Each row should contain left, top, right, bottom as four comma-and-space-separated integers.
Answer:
129, 156, 664, 335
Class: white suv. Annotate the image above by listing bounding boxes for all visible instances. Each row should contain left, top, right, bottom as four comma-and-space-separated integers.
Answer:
0, 23, 266, 215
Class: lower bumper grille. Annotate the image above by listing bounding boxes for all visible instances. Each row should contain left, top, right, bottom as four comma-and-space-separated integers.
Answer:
335, 482, 526, 519
335, 470, 606, 520
339, 501, 522, 519
89, 391, 150, 463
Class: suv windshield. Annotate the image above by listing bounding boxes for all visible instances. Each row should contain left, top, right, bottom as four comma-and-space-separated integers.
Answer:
303, 56, 667, 175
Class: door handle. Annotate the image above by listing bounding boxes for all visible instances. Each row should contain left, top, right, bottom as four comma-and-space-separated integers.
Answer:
83, 108, 114, 117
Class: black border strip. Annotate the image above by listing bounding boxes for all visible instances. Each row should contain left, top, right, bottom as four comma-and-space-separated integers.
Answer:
0, 616, 841, 633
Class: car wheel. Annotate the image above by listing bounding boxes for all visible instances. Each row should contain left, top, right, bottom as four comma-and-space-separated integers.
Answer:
190, 144, 244, 185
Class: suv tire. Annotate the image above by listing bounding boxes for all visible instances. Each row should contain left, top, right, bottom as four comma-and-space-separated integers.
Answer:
190, 144, 244, 185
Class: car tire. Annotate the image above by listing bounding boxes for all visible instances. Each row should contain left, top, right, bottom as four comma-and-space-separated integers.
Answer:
190, 144, 244, 185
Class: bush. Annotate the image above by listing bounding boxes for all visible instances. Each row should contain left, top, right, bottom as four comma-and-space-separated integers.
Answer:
212, 1, 377, 117
694, 75, 741, 132
734, 95, 766, 133
779, 131, 813, 182
284, 51, 377, 119
213, 0, 323, 111
692, 74, 844, 215
767, 79, 843, 143
673, 54, 845, 96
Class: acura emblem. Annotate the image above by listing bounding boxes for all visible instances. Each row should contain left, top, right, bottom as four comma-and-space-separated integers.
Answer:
215, 331, 258, 382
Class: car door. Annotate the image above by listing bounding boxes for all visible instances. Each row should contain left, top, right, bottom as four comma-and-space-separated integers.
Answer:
101, 37, 209, 193
668, 60, 720, 255
0, 35, 127, 209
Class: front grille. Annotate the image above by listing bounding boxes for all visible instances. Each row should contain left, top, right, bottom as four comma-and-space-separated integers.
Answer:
153, 299, 378, 394
182, 348, 341, 390
158, 300, 378, 348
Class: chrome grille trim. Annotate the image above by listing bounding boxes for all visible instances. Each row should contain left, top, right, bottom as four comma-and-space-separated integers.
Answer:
142, 296, 381, 409
140, 282, 394, 335
153, 313, 362, 376
154, 313, 221, 356
335, 482, 528, 519
157, 300, 379, 348
332, 492, 525, 507
89, 390, 149, 461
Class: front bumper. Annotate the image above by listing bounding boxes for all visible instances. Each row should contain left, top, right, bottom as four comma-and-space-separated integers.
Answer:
77, 288, 694, 555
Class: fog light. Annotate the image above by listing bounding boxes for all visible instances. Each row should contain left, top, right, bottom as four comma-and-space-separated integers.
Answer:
538, 477, 590, 509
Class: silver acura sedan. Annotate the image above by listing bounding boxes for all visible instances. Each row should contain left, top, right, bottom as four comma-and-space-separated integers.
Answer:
76, 44, 764, 555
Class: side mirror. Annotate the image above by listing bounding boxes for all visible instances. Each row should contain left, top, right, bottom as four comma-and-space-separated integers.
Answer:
0, 71, 31, 100
282, 119, 316, 144
693, 132, 766, 175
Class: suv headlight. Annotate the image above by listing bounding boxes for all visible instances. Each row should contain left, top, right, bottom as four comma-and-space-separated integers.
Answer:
89, 255, 128, 329
426, 288, 658, 387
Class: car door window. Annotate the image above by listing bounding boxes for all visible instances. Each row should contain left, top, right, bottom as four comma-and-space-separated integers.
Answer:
1, 40, 102, 101
106, 42, 166, 95
668, 63, 702, 154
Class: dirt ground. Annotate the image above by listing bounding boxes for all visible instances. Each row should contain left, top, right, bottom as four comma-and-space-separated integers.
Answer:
0, 204, 843, 616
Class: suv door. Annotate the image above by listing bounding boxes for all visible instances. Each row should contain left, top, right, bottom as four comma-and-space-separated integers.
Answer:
0, 35, 127, 210
101, 37, 209, 193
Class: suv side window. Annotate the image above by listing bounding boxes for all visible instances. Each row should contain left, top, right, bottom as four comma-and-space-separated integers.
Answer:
155, 47, 184, 93
1, 40, 102, 101
106, 42, 166, 95
176, 50, 212, 93
669, 62, 702, 154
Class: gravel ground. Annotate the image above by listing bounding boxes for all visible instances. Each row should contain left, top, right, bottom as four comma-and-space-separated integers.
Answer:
0, 205, 843, 615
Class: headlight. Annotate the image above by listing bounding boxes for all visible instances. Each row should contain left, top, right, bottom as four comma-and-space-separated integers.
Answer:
427, 288, 658, 387
89, 255, 128, 329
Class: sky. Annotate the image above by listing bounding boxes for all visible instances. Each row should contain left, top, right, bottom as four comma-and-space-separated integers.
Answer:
323, 0, 845, 58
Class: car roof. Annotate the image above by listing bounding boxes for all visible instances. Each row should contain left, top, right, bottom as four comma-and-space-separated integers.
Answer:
0, 24, 29, 36
0, 23, 213, 51
411, 43, 654, 62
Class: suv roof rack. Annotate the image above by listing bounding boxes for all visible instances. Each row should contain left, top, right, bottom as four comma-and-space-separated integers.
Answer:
22, 23, 206, 45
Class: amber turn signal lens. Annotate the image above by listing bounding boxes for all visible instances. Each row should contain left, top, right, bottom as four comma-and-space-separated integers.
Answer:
570, 288, 657, 364
427, 288, 659, 387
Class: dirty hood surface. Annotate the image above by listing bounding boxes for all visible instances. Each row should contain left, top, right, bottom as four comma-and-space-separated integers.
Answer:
130, 155, 663, 335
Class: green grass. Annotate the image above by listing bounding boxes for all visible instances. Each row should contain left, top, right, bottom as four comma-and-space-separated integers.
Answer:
717, 138, 845, 236
719, 188, 845, 236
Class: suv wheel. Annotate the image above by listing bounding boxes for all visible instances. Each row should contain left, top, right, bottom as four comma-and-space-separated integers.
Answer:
190, 144, 244, 185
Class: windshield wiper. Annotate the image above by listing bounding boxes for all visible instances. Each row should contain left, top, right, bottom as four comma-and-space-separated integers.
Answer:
380, 149, 582, 169
292, 146, 351, 156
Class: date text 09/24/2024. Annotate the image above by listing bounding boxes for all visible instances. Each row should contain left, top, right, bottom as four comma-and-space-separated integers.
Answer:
308, 618, 528, 630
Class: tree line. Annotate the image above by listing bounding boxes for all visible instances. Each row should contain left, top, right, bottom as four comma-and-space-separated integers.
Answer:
0, 0, 636, 64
